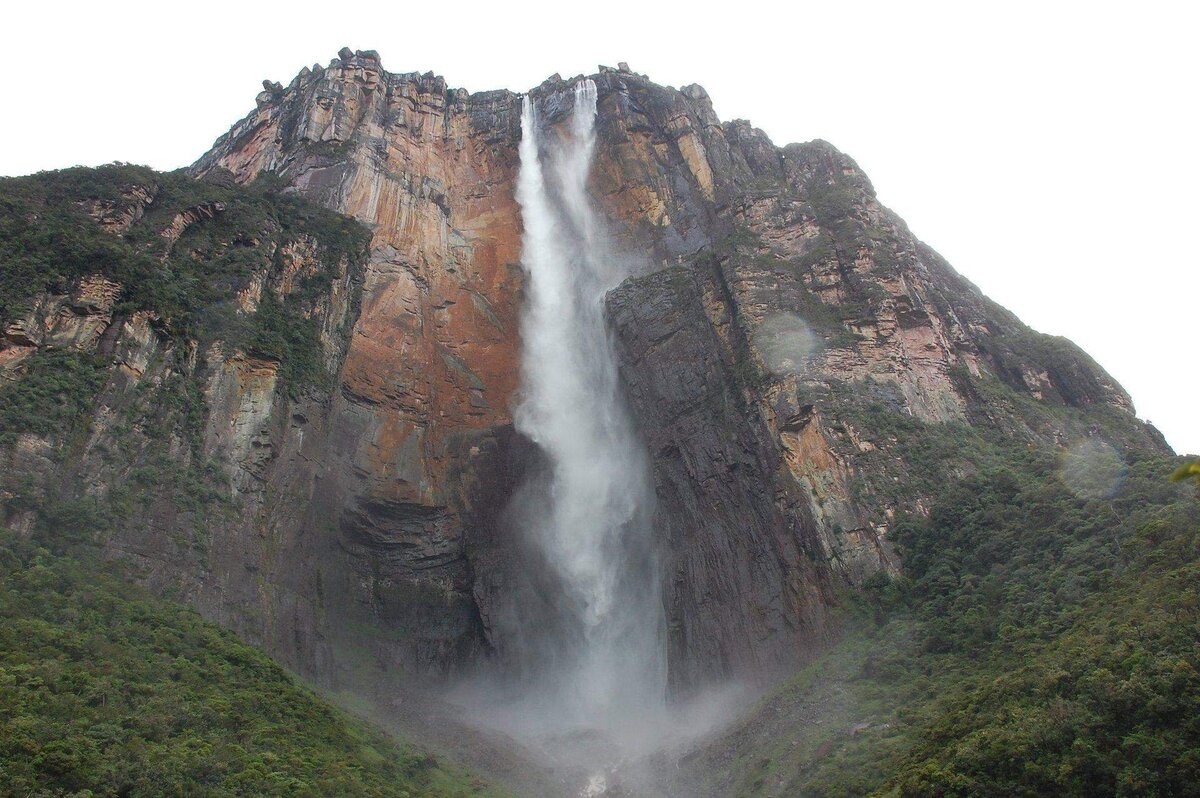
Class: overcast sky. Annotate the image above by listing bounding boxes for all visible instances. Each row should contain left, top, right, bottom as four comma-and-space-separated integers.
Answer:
4, 0, 1196, 453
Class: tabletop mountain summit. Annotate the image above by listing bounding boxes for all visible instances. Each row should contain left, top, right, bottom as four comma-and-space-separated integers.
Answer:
1, 48, 1193, 797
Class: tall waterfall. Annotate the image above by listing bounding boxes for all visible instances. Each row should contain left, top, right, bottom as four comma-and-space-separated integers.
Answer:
509, 80, 666, 731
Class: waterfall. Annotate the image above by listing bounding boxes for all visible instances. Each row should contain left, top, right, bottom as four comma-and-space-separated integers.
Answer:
451, 81, 744, 794
509, 80, 666, 732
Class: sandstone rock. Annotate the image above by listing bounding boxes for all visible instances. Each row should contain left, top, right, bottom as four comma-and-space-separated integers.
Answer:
1, 50, 1159, 708
80, 184, 155, 233
202, 346, 281, 495
159, 201, 226, 253
609, 264, 836, 688
176, 54, 1169, 691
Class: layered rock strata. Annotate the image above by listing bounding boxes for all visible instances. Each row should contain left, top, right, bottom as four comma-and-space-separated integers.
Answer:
0, 50, 1163, 694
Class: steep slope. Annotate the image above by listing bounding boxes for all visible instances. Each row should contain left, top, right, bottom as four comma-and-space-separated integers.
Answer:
661, 448, 1199, 797
0, 529, 498, 797
0, 164, 385, 682
191, 50, 1166, 692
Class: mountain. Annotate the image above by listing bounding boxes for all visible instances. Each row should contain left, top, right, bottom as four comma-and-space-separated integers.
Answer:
0, 48, 1193, 796
185, 48, 1166, 689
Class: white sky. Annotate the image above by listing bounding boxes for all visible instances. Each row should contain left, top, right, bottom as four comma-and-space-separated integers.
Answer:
4, 0, 1196, 453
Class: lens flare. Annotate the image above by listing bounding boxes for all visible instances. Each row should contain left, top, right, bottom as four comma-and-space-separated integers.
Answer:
753, 312, 820, 375
1059, 438, 1128, 500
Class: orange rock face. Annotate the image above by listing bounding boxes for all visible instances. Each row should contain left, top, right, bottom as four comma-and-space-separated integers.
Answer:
189, 52, 1157, 689
197, 56, 524, 515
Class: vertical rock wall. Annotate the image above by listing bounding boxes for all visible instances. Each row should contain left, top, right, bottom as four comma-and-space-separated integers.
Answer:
32, 51, 1150, 691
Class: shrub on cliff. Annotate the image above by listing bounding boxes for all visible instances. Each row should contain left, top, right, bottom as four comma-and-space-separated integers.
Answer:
0, 164, 369, 392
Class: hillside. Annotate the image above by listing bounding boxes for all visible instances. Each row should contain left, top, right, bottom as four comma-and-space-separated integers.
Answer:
663, 431, 1198, 797
0, 529, 499, 796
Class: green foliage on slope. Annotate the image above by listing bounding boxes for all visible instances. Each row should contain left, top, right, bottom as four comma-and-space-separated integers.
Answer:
0, 350, 108, 445
0, 165, 373, 552
0, 164, 373, 550
0, 164, 369, 393
0, 529, 497, 797
704, 432, 1198, 797
0, 164, 503, 797
878, 454, 1198, 797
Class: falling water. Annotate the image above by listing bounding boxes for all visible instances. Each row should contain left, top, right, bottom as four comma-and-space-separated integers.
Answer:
508, 80, 666, 735
445, 81, 748, 796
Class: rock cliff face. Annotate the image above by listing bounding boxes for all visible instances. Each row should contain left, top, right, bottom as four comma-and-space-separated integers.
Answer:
0, 52, 1166, 695
0, 166, 388, 680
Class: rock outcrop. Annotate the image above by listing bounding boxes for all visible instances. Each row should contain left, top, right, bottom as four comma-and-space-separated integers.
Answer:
0, 52, 1166, 696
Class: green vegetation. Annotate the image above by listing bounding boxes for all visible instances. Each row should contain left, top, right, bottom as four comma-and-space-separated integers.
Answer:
791, 230, 837, 271
244, 292, 331, 395
806, 181, 860, 231
0, 164, 372, 544
0, 350, 108, 445
820, 380, 1006, 512
0, 164, 369, 393
720, 412, 1199, 796
0, 166, 500, 795
884, 471, 1199, 796
0, 528, 497, 797
801, 166, 876, 247
0, 164, 508, 795
821, 372, 1165, 520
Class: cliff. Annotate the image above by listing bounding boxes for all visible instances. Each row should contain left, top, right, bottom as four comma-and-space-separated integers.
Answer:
0, 50, 1167, 697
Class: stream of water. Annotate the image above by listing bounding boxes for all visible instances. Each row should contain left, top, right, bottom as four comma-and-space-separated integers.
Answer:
510, 79, 666, 734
